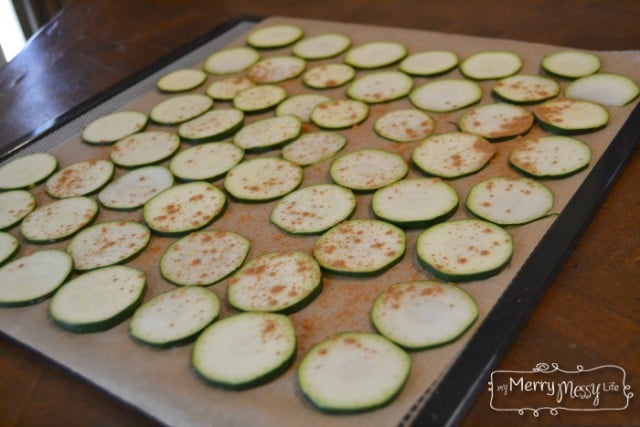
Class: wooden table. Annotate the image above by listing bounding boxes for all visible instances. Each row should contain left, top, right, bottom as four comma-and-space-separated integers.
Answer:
0, 1, 638, 426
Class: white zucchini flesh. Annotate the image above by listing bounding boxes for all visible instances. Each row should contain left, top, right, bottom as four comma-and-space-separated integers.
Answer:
129, 286, 221, 347
373, 109, 435, 143
98, 166, 174, 210
81, 111, 148, 145
206, 76, 255, 101
371, 281, 478, 349
45, 159, 114, 198
541, 50, 601, 79
412, 132, 496, 179
310, 99, 369, 129
177, 109, 244, 142
20, 197, 98, 243
344, 41, 407, 69
109, 131, 180, 167
149, 94, 213, 125
203, 47, 260, 75
0, 190, 36, 230
66, 221, 151, 271
460, 51, 522, 80
292, 32, 351, 59
303, 63, 356, 89
409, 78, 482, 113
227, 251, 322, 313
233, 115, 302, 152
565, 73, 640, 107
143, 182, 226, 234
458, 103, 534, 140
347, 71, 413, 104
313, 219, 406, 275
399, 50, 459, 76
157, 68, 207, 92
416, 219, 513, 282
509, 135, 591, 178
492, 74, 560, 104
0, 152, 58, 190
281, 131, 346, 166
329, 148, 408, 191
465, 176, 554, 225
0, 232, 19, 265
270, 184, 356, 234
532, 98, 609, 134
247, 56, 306, 84
246, 24, 303, 49
297, 332, 410, 413
0, 250, 72, 307
160, 230, 250, 286
275, 94, 331, 122
232, 84, 287, 113
49, 265, 146, 333
169, 142, 244, 181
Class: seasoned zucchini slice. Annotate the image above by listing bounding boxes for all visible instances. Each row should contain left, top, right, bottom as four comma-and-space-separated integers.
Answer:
347, 71, 413, 104
374, 109, 435, 143
149, 94, 213, 125
247, 56, 306, 84
275, 94, 331, 122
169, 142, 244, 182
329, 148, 407, 191
310, 99, 369, 129
532, 98, 609, 134
178, 109, 244, 143
281, 131, 346, 166
233, 84, 287, 113
509, 135, 591, 178
0, 232, 19, 266
109, 131, 180, 168
233, 115, 301, 152
492, 74, 560, 104
206, 76, 255, 101
303, 63, 355, 89
224, 157, 303, 202
20, 197, 98, 243
0, 152, 57, 190
458, 103, 534, 140
0, 190, 36, 230
45, 159, 114, 198
98, 166, 173, 210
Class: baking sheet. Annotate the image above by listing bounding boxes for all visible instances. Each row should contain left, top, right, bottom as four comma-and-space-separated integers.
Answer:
1, 16, 639, 427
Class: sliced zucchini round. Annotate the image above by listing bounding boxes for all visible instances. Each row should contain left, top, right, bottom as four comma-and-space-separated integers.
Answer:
310, 99, 369, 129
409, 78, 482, 113
374, 109, 435, 143
0, 152, 57, 190
329, 148, 408, 191
232, 84, 287, 114
247, 56, 306, 84
0, 232, 19, 266
177, 109, 244, 143
313, 219, 406, 276
541, 50, 601, 79
66, 221, 151, 271
224, 157, 303, 202
292, 32, 351, 59
98, 166, 174, 210
460, 51, 522, 80
297, 332, 410, 413
20, 197, 98, 243
49, 265, 146, 333
509, 135, 591, 178
149, 94, 213, 125
203, 46, 260, 75
45, 159, 114, 198
205, 76, 255, 101
371, 178, 459, 228
246, 24, 303, 49
0, 250, 72, 307
371, 281, 478, 350
302, 63, 356, 89
160, 230, 250, 286
233, 115, 301, 152
281, 131, 346, 166
169, 142, 244, 182
532, 98, 609, 134
157, 68, 207, 93
81, 111, 148, 145
143, 182, 226, 235
275, 94, 331, 122
399, 50, 458, 76
565, 73, 640, 107
492, 74, 560, 104
458, 103, 534, 140
465, 176, 554, 225
109, 131, 180, 168
270, 184, 356, 234
416, 219, 513, 282
227, 251, 322, 313
192, 312, 296, 389
0, 190, 36, 230
129, 286, 221, 348
412, 132, 495, 179
344, 41, 407, 69
347, 71, 413, 104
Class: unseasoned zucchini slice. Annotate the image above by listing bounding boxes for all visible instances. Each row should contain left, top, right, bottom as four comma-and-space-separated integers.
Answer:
329, 148, 407, 191
247, 56, 306, 84
292, 32, 351, 59
399, 50, 459, 76
203, 47, 260, 75
169, 142, 244, 182
344, 41, 407, 69
0, 232, 19, 266
224, 157, 303, 202
374, 109, 435, 143
492, 74, 560, 104
0, 152, 57, 190
157, 68, 207, 93
310, 99, 369, 129
82, 111, 147, 145
178, 109, 244, 142
233, 84, 287, 113
532, 98, 609, 134
541, 50, 601, 79
45, 159, 114, 198
409, 79, 482, 113
509, 135, 591, 178
303, 63, 356, 89
246, 24, 303, 49
233, 115, 301, 152
20, 197, 98, 243
460, 51, 522, 80
149, 94, 213, 125
281, 131, 346, 166
458, 103, 534, 140
347, 71, 413, 104
565, 73, 640, 107
0, 190, 36, 230
275, 94, 331, 122
109, 131, 180, 167
98, 166, 174, 210
206, 76, 255, 101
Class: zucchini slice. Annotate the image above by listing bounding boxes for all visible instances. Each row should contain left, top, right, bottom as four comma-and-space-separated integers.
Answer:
492, 74, 560, 104
45, 159, 114, 198
532, 98, 609, 134
143, 182, 226, 235
0, 190, 36, 230
20, 197, 98, 243
313, 219, 406, 276
416, 219, 513, 282
246, 24, 303, 49
247, 56, 306, 84
233, 84, 287, 114
177, 109, 244, 143
98, 166, 174, 210
310, 99, 369, 129
399, 50, 459, 76
203, 47, 260, 75
205, 76, 255, 101
227, 251, 322, 313
329, 148, 408, 191
81, 111, 148, 145
458, 103, 534, 141
541, 50, 601, 79
465, 176, 554, 225
109, 131, 180, 168
66, 221, 151, 271
49, 265, 146, 333
371, 178, 459, 228
412, 132, 495, 179
160, 230, 250, 286
192, 312, 296, 389
0, 250, 72, 307
344, 41, 407, 69
275, 94, 331, 122
281, 131, 346, 166
157, 68, 207, 93
224, 157, 303, 202
565, 73, 640, 107
149, 94, 213, 125
129, 286, 221, 348
0, 232, 19, 266
302, 63, 356, 89
374, 109, 435, 143
270, 184, 356, 234
409, 78, 482, 113
371, 281, 478, 350
169, 142, 244, 182
460, 51, 522, 80
297, 332, 410, 413
347, 71, 413, 104
0, 152, 57, 190
292, 32, 351, 59
509, 135, 591, 178
233, 115, 302, 152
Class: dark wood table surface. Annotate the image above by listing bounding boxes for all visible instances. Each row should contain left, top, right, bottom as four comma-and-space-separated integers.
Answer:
0, 1, 638, 426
